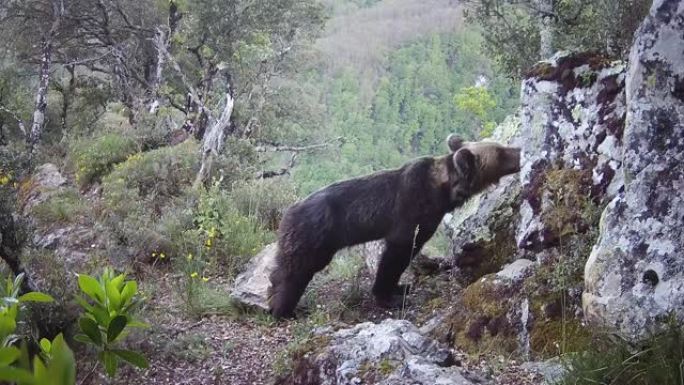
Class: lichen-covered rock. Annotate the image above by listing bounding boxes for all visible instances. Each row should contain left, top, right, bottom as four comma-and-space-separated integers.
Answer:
355, 240, 384, 279
446, 116, 523, 281
435, 259, 536, 357
282, 319, 476, 385
19, 163, 67, 213
518, 53, 626, 254
230, 243, 278, 310
583, 0, 684, 341
517, 52, 626, 253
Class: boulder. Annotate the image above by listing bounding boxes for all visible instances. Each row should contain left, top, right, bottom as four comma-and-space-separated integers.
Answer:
280, 319, 476, 385
19, 163, 67, 213
583, 0, 684, 341
230, 243, 278, 310
517, 51, 626, 253
446, 116, 523, 281
434, 259, 537, 357
356, 240, 384, 279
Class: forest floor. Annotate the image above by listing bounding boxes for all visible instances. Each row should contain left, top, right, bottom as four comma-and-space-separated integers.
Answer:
74, 261, 544, 385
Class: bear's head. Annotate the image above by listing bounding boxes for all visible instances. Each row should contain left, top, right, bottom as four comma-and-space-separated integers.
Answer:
445, 134, 521, 202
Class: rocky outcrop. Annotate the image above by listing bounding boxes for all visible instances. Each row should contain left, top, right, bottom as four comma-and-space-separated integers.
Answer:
19, 163, 67, 213
230, 243, 278, 311
20, 164, 99, 271
442, 51, 628, 356
445, 116, 523, 281
435, 259, 537, 357
583, 0, 684, 341
281, 319, 477, 385
517, 51, 626, 254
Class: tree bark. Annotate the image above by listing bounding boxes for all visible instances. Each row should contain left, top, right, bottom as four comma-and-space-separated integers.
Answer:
148, 2, 182, 114
28, 0, 64, 153
193, 91, 234, 188
28, 35, 55, 152
537, 0, 554, 59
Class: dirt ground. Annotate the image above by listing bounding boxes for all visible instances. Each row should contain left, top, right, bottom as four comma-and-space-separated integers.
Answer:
75, 263, 543, 385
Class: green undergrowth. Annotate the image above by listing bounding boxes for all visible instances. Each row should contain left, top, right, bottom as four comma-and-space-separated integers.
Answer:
71, 134, 139, 188
557, 322, 684, 385
31, 188, 88, 225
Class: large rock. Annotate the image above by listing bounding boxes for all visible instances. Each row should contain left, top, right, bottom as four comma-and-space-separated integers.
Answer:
230, 243, 278, 310
446, 116, 523, 281
19, 163, 67, 213
517, 51, 626, 253
434, 259, 537, 357
583, 0, 684, 341
280, 319, 476, 385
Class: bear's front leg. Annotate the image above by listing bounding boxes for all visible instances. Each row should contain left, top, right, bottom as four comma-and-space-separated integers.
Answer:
371, 241, 416, 308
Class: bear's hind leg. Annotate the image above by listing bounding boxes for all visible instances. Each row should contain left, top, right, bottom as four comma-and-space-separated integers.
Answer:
269, 270, 315, 319
269, 249, 335, 319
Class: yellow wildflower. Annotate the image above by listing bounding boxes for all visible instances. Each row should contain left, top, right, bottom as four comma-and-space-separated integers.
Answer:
159, 253, 166, 259
202, 277, 209, 282
186, 253, 193, 261
190, 272, 199, 278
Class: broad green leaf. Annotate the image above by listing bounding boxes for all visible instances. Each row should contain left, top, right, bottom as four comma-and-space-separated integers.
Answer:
78, 317, 102, 347
18, 292, 54, 303
90, 306, 111, 327
111, 274, 126, 291
112, 349, 149, 369
78, 274, 105, 304
120, 281, 137, 304
0, 366, 34, 384
0, 346, 20, 365
105, 280, 122, 311
0, 315, 17, 339
73, 334, 91, 345
102, 351, 119, 378
48, 334, 76, 385
32, 356, 47, 383
107, 315, 128, 343
39, 338, 51, 354
12, 273, 24, 296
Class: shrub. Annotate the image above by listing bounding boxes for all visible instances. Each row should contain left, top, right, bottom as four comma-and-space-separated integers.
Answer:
71, 134, 138, 187
230, 178, 298, 231
195, 180, 269, 271
31, 188, 87, 225
103, 139, 199, 206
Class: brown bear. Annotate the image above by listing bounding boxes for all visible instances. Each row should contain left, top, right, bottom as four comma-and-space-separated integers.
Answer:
268, 135, 521, 318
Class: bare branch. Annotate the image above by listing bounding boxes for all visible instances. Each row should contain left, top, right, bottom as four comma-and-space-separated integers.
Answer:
0, 105, 27, 137
254, 136, 344, 153
255, 152, 298, 179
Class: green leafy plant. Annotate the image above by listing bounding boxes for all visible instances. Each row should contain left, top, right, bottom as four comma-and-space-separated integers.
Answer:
75, 268, 149, 378
0, 273, 54, 348
0, 273, 76, 385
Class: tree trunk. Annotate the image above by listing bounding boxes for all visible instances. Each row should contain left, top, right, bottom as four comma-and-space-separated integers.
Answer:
537, 0, 554, 59
148, 28, 168, 114
28, 36, 54, 152
193, 92, 234, 188
148, 3, 181, 114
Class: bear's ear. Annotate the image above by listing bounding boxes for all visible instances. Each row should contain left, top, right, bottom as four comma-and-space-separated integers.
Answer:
453, 148, 475, 180
447, 134, 464, 152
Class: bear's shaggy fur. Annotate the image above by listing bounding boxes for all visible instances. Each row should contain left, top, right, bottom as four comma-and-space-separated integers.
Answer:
268, 135, 521, 318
